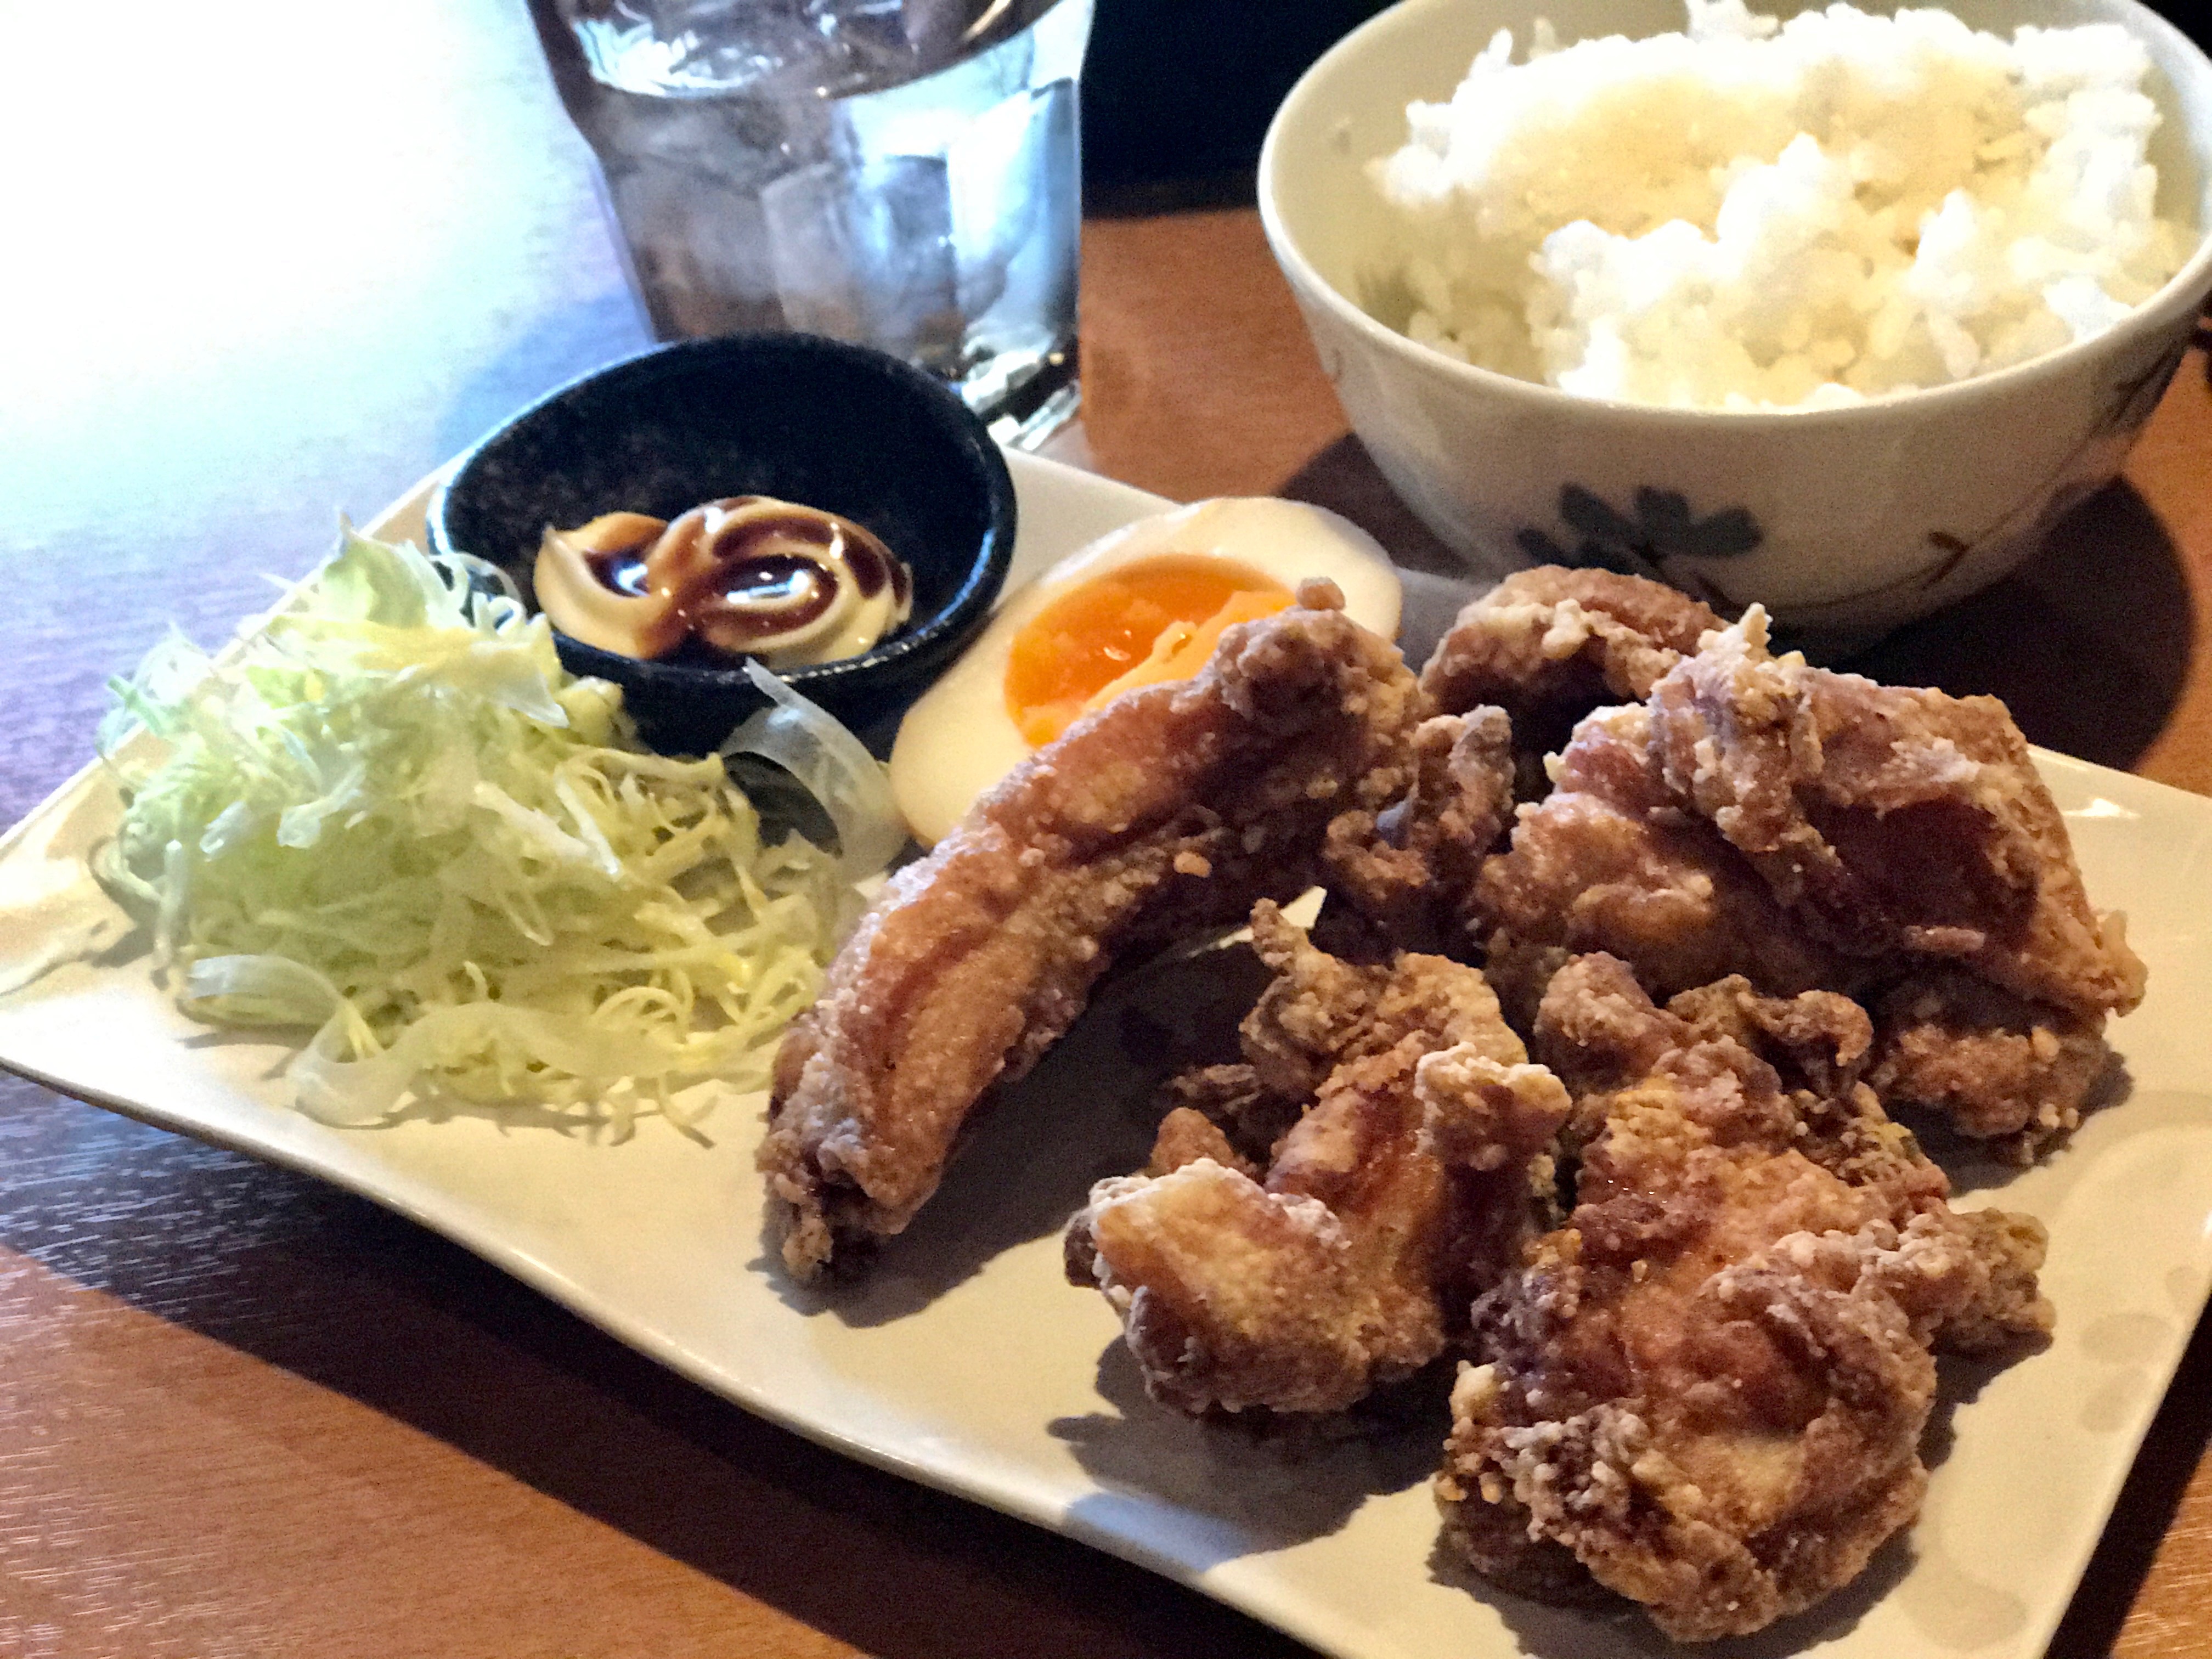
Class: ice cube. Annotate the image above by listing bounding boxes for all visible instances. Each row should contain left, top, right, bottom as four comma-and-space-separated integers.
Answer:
968, 77, 1077, 337
569, 0, 823, 94
806, 0, 921, 89
763, 153, 964, 366
945, 82, 1045, 317
836, 14, 1032, 160
603, 157, 786, 336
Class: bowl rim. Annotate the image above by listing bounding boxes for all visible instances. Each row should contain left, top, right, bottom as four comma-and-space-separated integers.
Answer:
423, 332, 1018, 697
1257, 0, 2212, 427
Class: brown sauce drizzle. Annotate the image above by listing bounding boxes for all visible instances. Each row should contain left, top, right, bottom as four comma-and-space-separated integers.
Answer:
536, 496, 913, 667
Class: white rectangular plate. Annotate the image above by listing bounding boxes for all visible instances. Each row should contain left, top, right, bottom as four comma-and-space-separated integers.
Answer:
2, 449, 2209, 1659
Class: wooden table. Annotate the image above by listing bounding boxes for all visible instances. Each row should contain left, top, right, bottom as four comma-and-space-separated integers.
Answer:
2, 2, 2207, 1654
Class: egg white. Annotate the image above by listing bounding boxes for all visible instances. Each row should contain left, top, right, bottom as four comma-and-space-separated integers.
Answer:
889, 497, 1403, 848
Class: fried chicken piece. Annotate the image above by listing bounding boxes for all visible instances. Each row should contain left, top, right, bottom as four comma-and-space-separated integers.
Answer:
1422, 566, 1723, 793
1237, 898, 1510, 1103
1869, 969, 2115, 1156
761, 585, 1423, 1279
1441, 1214, 1983, 1640
1073, 1046, 1568, 1417
1647, 611, 2146, 1019
1475, 705, 1860, 1012
1640, 611, 2141, 1155
1470, 599, 2143, 1155
1321, 707, 1516, 954
1527, 956, 2041, 1331
1436, 955, 2050, 1640
1148, 1067, 1288, 1175
1064, 906, 1568, 1415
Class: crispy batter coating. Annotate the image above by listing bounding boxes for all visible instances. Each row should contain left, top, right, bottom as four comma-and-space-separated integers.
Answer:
1666, 973, 1874, 1099
1321, 707, 1517, 955
1423, 566, 1723, 794
1476, 706, 1858, 1009
761, 587, 1423, 1278
1065, 906, 1568, 1416
1527, 956, 2049, 1354
1237, 899, 1515, 1103
1441, 1214, 1967, 1641
1647, 612, 2146, 1019
1436, 955, 2051, 1641
1472, 601, 2143, 1156
1869, 969, 2115, 1157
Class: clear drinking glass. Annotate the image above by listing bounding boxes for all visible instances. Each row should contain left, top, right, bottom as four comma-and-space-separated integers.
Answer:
528, 0, 1093, 447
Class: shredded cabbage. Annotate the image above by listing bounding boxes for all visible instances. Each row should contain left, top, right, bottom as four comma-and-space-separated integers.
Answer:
95, 525, 877, 1135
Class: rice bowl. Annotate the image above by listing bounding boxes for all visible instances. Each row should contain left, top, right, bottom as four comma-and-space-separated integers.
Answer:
1370, 0, 2196, 408
1259, 0, 2212, 635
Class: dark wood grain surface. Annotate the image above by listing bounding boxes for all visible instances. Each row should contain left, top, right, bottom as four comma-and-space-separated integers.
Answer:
2, 2, 2209, 1655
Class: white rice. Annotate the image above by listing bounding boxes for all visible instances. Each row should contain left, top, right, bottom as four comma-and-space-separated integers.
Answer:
1370, 0, 2196, 409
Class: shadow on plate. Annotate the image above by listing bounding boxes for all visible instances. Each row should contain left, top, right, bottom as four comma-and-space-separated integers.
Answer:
1048, 1341, 1449, 1567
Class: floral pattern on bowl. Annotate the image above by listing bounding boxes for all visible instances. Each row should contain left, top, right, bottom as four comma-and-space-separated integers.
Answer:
1513, 326, 2199, 632
1516, 484, 1760, 613
1782, 331, 2198, 621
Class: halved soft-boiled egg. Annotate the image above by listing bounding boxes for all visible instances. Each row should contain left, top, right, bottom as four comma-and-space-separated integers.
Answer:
889, 497, 1402, 847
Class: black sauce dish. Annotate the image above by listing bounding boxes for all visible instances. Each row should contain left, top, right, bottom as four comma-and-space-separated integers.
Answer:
426, 334, 1017, 755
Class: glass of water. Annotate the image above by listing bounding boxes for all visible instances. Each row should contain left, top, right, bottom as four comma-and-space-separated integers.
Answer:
528, 0, 1093, 447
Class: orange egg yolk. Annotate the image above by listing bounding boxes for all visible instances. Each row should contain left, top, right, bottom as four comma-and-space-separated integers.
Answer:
1003, 555, 1295, 747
